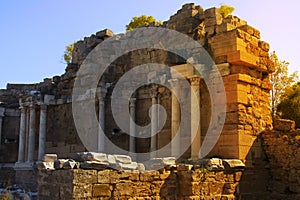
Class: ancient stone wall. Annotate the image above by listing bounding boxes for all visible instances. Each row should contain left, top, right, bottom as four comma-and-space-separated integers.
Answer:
38, 166, 242, 200
262, 119, 300, 199
0, 1, 274, 175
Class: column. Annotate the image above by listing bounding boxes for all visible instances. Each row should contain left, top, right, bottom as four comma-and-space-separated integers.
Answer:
98, 87, 107, 153
27, 100, 36, 162
17, 104, 26, 162
129, 98, 136, 159
150, 85, 158, 158
168, 79, 181, 157
38, 104, 47, 161
0, 107, 5, 145
189, 76, 201, 160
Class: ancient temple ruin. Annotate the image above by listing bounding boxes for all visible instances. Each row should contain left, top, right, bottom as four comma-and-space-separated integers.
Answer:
2, 3, 298, 200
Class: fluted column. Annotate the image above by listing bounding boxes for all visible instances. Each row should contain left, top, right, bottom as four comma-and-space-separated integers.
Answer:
168, 79, 181, 157
98, 87, 107, 153
17, 104, 26, 162
189, 76, 201, 160
38, 103, 47, 161
129, 98, 136, 159
150, 85, 159, 158
0, 107, 5, 146
27, 100, 36, 162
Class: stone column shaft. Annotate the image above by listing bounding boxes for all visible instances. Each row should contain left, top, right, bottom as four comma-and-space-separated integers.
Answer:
27, 102, 36, 162
38, 104, 47, 161
150, 86, 159, 158
190, 76, 201, 160
169, 79, 181, 157
98, 87, 107, 153
129, 98, 136, 159
17, 106, 26, 162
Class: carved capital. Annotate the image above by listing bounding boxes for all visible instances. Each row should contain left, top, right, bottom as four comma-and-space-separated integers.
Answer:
188, 75, 201, 86
150, 85, 159, 99
40, 104, 47, 111
97, 86, 107, 101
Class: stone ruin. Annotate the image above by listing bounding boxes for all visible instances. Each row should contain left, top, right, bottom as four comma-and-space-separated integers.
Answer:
0, 3, 299, 200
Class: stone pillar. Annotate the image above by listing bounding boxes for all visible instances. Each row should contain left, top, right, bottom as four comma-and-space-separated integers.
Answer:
150, 86, 159, 158
17, 104, 26, 163
0, 107, 5, 145
98, 87, 107, 153
27, 100, 36, 163
129, 98, 136, 159
168, 79, 181, 157
38, 104, 47, 161
189, 76, 201, 160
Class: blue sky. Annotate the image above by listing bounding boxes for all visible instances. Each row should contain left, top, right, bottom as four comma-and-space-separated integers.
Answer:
0, 0, 299, 89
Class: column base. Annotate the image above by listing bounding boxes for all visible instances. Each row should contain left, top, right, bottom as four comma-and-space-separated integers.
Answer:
14, 162, 35, 170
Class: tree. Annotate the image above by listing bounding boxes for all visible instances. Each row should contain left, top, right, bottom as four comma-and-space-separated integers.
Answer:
126, 15, 162, 31
63, 43, 74, 64
277, 82, 300, 128
270, 51, 298, 120
219, 4, 235, 18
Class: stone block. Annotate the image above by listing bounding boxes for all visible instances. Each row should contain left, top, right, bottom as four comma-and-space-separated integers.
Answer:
96, 29, 114, 39
43, 154, 57, 162
216, 23, 237, 34
222, 159, 245, 169
54, 159, 68, 169
37, 161, 54, 170
117, 162, 138, 170
92, 184, 112, 197
63, 160, 80, 169
259, 41, 270, 52
73, 169, 98, 184
78, 152, 108, 162
114, 154, 132, 164
80, 161, 109, 170
274, 119, 296, 131
146, 157, 176, 170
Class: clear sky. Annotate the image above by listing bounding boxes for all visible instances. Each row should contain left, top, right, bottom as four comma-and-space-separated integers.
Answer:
0, 0, 299, 89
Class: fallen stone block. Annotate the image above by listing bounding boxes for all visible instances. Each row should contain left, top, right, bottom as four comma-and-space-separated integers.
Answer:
63, 160, 80, 169
117, 162, 138, 170
43, 154, 57, 162
222, 159, 245, 169
146, 157, 176, 170
137, 163, 146, 171
274, 119, 296, 132
107, 154, 116, 164
54, 159, 69, 169
77, 152, 108, 162
36, 161, 54, 170
114, 154, 132, 164
80, 161, 109, 170
207, 158, 225, 171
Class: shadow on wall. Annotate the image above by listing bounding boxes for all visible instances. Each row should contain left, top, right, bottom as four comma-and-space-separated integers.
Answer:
239, 130, 300, 199
158, 130, 300, 199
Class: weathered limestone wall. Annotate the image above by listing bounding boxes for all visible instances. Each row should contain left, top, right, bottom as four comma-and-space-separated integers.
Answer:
0, 3, 274, 164
262, 120, 300, 199
46, 103, 85, 158
38, 166, 242, 200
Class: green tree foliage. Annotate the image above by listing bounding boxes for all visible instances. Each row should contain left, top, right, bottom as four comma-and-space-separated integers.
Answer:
63, 43, 74, 64
219, 4, 235, 18
270, 51, 298, 120
277, 82, 300, 128
126, 15, 162, 31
